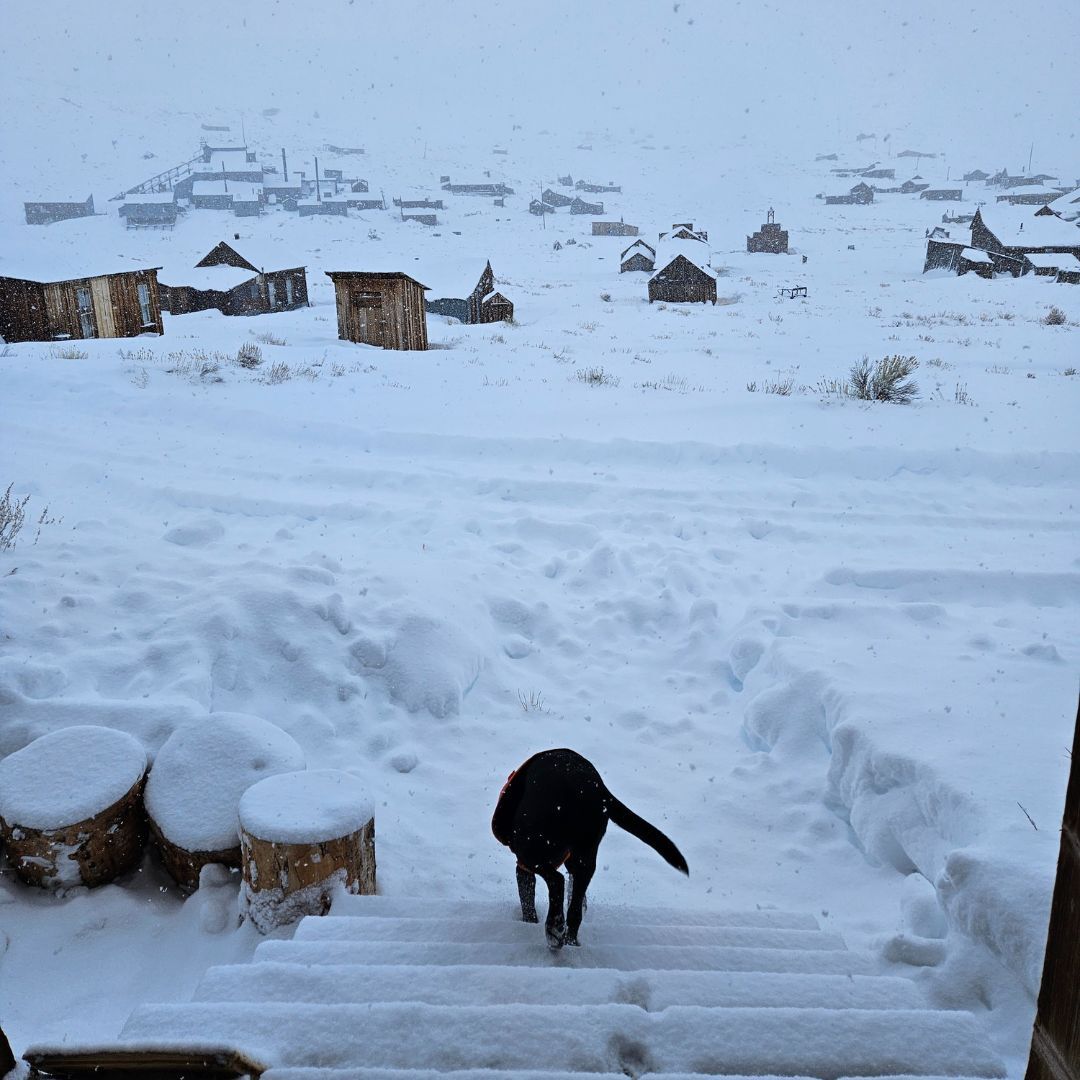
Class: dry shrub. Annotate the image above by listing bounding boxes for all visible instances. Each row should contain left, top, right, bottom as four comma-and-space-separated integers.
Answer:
849, 355, 920, 403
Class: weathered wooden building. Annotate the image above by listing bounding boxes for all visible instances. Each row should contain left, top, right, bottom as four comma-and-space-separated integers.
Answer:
119, 193, 178, 227
826, 183, 874, 205
24, 194, 95, 226
159, 241, 308, 317
325, 271, 429, 350
747, 209, 789, 253
592, 221, 639, 237
394, 198, 444, 210
442, 181, 514, 197
620, 240, 656, 273
425, 261, 514, 323
541, 189, 573, 208
298, 198, 348, 217
570, 197, 604, 215
899, 179, 931, 194
529, 199, 556, 215
996, 187, 1065, 207
963, 169, 990, 182
401, 209, 438, 226
861, 167, 895, 180
0, 264, 163, 342
659, 223, 708, 242
557, 174, 573, 186
648, 252, 717, 304
576, 180, 622, 193
970, 208, 1080, 266
920, 188, 963, 202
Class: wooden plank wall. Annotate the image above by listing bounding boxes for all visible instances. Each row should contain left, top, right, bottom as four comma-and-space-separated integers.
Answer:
329, 274, 427, 350
1025, 693, 1080, 1080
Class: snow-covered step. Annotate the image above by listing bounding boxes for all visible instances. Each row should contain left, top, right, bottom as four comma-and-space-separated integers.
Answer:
195, 960, 923, 1010
118, 1002, 1005, 1077
263, 1073, 818, 1080
328, 893, 821, 930
253, 937, 879, 974
293, 914, 847, 951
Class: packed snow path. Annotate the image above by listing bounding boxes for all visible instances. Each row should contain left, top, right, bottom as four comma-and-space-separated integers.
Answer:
108, 895, 1005, 1078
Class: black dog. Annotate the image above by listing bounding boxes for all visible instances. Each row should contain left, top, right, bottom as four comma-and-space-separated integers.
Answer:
492, 748, 688, 949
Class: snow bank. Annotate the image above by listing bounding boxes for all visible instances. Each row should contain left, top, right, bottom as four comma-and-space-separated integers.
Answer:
144, 713, 306, 851
239, 770, 373, 844
0, 726, 147, 829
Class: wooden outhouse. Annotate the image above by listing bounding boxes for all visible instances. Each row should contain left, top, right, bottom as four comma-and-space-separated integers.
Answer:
648, 252, 717, 304
325, 271, 429, 350
0, 264, 163, 342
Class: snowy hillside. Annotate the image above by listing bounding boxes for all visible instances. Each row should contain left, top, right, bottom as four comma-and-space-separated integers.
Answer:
1, 2, 1078, 1077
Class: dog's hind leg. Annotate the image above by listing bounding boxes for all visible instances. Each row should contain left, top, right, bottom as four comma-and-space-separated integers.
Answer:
536, 864, 566, 950
516, 865, 538, 923
564, 852, 596, 947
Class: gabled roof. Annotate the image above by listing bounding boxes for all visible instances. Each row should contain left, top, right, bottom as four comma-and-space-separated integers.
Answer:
976, 208, 1080, 248
620, 239, 656, 260
158, 263, 257, 292
325, 270, 429, 289
649, 250, 717, 282
1024, 252, 1080, 270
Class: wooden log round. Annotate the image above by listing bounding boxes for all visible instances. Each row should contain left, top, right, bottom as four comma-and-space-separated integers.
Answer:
238, 769, 376, 933
0, 726, 148, 889
143, 713, 305, 892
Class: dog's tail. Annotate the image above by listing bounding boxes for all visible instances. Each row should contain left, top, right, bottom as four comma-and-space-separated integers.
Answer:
606, 795, 689, 875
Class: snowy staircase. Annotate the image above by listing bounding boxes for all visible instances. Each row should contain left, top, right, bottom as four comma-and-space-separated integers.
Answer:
114, 896, 1005, 1079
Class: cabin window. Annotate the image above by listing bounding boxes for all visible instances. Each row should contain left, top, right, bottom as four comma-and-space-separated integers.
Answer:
137, 281, 153, 326
285, 277, 294, 306
75, 287, 95, 338
267, 280, 278, 308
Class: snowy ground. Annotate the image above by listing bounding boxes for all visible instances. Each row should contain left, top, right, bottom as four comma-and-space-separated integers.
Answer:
2, 4, 1079, 1076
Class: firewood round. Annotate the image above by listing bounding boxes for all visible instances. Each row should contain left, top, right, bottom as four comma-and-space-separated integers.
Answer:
238, 769, 375, 933
0, 726, 149, 889
143, 713, 305, 892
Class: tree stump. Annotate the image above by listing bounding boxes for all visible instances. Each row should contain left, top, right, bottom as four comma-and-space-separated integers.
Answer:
238, 770, 375, 933
0, 726, 148, 889
144, 713, 305, 892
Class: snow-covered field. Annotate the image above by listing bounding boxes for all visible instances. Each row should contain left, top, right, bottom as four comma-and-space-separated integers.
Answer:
1, 3, 1078, 1077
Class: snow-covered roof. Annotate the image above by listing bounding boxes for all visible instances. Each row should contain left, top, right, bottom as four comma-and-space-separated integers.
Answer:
192, 181, 263, 200
158, 262, 257, 291
215, 239, 307, 273
980, 209, 1080, 247
0, 250, 162, 283
1048, 186, 1080, 210
1024, 251, 1080, 270
929, 228, 973, 247
650, 247, 718, 281
960, 248, 992, 264
121, 192, 177, 204
206, 149, 252, 167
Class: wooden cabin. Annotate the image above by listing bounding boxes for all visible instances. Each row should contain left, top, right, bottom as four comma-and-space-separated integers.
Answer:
963, 170, 990, 182
570, 197, 604, 215
557, 174, 573, 186
441, 181, 514, 197
542, 189, 573, 208
620, 240, 656, 273
659, 223, 708, 242
394, 198, 444, 210
860, 167, 895, 180
826, 183, 874, 205
425, 261, 514, 324
159, 241, 308, 317
592, 221, 639, 237
401, 209, 438, 226
920, 188, 963, 202
325, 271, 429, 350
747, 209, 788, 253
899, 179, 931, 194
119, 193, 178, 228
24, 195, 95, 226
576, 180, 622, 193
0, 266, 163, 342
648, 253, 717, 305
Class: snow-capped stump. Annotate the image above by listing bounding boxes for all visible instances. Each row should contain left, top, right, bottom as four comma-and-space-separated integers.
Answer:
238, 769, 375, 933
0, 725, 148, 889
144, 713, 306, 892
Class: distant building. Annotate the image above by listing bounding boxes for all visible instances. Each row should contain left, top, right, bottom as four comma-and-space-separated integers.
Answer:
620, 240, 656, 273
996, 187, 1066, 207
119, 193, 178, 227
861, 167, 895, 180
0, 264, 163, 342
963, 170, 991, 182
576, 180, 621, 193
541, 189, 573, 208
325, 270, 429, 350
442, 181, 514, 197
919, 188, 962, 202
659, 223, 708, 242
899, 179, 931, 194
425, 260, 514, 324
746, 209, 789, 253
592, 221, 639, 237
393, 198, 445, 210
569, 197, 604, 215
24, 194, 95, 226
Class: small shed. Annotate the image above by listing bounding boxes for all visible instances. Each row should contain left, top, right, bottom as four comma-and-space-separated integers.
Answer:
747, 208, 789, 253
425, 260, 514, 324
325, 270, 429, 350
0, 261, 163, 342
620, 240, 656, 273
24, 194, 95, 226
648, 251, 717, 305
592, 221, 639, 237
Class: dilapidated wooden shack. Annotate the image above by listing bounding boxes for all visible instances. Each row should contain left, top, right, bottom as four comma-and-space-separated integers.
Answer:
24, 194, 95, 226
592, 221, 639, 237
620, 240, 656, 273
424, 260, 514, 324
0, 262, 163, 342
325, 270, 429, 350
